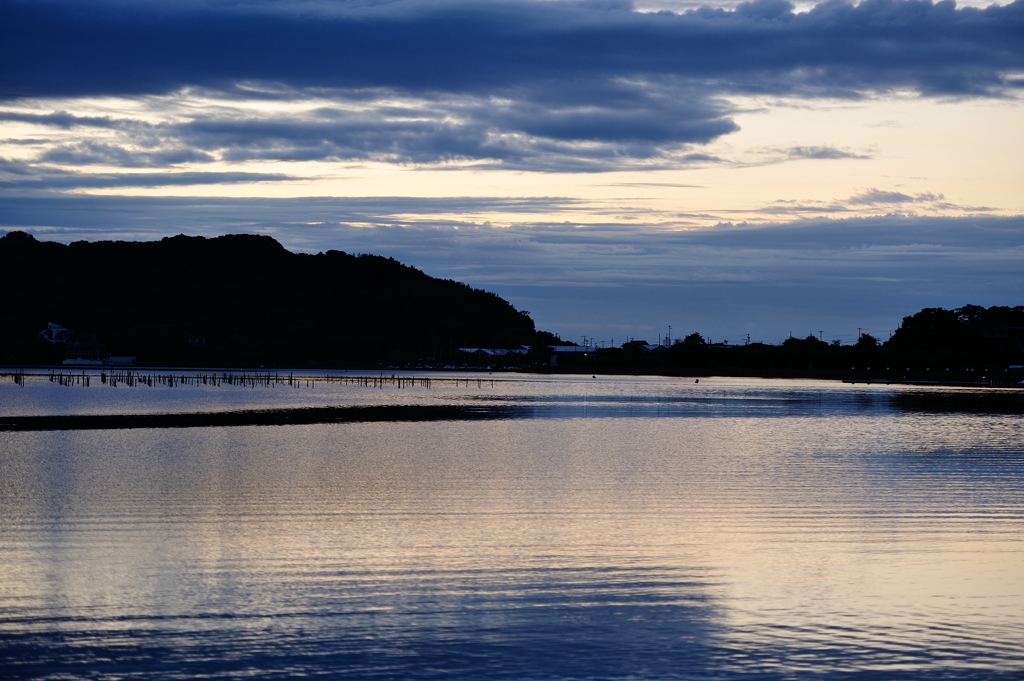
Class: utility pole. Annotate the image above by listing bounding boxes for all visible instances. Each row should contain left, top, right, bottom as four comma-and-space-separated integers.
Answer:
858, 327, 862, 340
819, 330, 823, 342
668, 325, 672, 345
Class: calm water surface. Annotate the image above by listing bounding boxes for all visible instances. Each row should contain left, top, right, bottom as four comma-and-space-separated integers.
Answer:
1, 373, 1022, 679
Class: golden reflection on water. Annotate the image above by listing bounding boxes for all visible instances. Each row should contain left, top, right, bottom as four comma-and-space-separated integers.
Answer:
1, 376, 1022, 677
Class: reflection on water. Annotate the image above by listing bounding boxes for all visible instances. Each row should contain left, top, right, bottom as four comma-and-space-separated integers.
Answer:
1, 375, 1022, 679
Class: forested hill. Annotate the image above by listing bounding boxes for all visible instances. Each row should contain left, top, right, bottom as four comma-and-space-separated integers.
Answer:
0, 231, 539, 367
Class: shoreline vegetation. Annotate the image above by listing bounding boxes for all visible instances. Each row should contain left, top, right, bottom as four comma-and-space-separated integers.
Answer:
542, 307, 1024, 386
2, 231, 1022, 386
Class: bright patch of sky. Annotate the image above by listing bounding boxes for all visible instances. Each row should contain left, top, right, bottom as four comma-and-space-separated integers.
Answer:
3, 90, 1019, 224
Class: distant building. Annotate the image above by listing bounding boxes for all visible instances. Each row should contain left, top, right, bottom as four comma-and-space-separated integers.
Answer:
621, 339, 665, 352
38, 322, 69, 344
64, 333, 108, 364
548, 343, 595, 367
458, 347, 528, 356
549, 344, 594, 354
458, 347, 528, 360
45, 324, 134, 365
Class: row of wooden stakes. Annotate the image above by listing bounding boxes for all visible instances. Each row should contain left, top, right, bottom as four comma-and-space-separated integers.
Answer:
6, 370, 498, 390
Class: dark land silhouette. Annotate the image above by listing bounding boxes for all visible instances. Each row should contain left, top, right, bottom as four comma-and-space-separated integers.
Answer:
0, 231, 558, 367
2, 231, 1021, 382
554, 306, 1024, 385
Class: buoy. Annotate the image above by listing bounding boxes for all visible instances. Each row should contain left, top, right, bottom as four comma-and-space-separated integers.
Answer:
695, 379, 699, 383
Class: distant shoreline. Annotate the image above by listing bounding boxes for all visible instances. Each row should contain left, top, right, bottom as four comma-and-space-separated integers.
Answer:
4, 364, 1023, 391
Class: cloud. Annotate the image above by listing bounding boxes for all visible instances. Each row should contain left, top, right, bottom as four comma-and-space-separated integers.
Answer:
0, 110, 120, 129
4, 0, 1022, 99
39, 141, 215, 167
867, 119, 903, 128
0, 195, 584, 235
0, 158, 291, 189
844, 188, 991, 211
760, 199, 850, 214
0, 84, 741, 173
849, 188, 925, 204
786, 146, 870, 161
749, 188, 992, 215
605, 182, 706, 188
0, 89, 737, 171
1, 0, 1022, 172
176, 90, 738, 169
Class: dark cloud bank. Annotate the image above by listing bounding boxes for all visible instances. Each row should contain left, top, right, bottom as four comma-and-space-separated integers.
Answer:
2, 0, 1023, 170
5, 0, 1022, 97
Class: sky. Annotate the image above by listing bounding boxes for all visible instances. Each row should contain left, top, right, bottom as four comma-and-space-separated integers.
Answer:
1, 0, 1022, 345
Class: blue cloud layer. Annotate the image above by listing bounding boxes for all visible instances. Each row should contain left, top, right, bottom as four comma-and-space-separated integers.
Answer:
0, 158, 291, 189
4, 0, 1022, 98
2, 0, 1022, 170
0, 96, 735, 173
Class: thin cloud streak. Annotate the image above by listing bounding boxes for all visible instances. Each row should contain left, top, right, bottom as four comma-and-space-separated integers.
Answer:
0, 159, 293, 189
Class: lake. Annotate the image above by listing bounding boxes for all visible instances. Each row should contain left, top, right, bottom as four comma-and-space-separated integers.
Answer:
1, 372, 1022, 679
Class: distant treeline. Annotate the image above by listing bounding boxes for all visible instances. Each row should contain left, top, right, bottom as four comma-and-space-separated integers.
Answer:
3, 231, 1022, 379
553, 305, 1024, 384
0, 231, 558, 367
